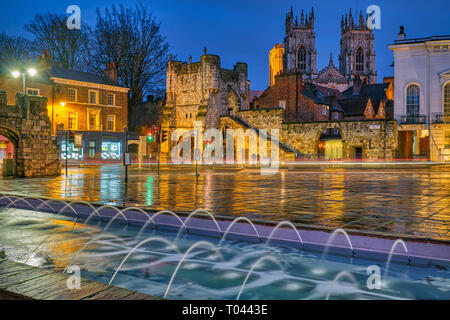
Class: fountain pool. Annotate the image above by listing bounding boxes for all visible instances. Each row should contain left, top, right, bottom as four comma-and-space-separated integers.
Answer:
0, 206, 449, 300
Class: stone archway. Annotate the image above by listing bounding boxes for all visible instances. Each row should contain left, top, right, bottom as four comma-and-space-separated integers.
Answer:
0, 126, 20, 177
317, 127, 343, 160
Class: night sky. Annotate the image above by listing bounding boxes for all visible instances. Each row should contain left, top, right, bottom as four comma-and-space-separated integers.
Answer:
2, 0, 449, 90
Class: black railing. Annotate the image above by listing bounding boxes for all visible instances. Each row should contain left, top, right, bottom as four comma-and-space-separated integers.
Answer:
434, 114, 450, 124
400, 115, 427, 124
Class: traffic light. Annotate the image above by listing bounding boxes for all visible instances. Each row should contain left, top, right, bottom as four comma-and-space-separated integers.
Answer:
147, 131, 154, 142
161, 130, 168, 143
68, 130, 75, 143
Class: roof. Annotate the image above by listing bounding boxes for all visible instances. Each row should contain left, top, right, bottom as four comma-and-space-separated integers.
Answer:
342, 83, 389, 113
49, 66, 126, 88
339, 97, 370, 116
302, 83, 345, 113
249, 90, 264, 102
392, 35, 450, 45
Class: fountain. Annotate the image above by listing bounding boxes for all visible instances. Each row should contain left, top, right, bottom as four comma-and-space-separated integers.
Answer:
384, 239, 409, 278
321, 228, 354, 259
164, 241, 222, 299
264, 220, 303, 248
325, 271, 359, 300
109, 236, 180, 285
219, 217, 261, 246
236, 255, 283, 300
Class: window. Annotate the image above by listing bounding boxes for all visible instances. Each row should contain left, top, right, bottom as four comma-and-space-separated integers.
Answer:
406, 84, 420, 117
27, 88, 39, 96
279, 100, 286, 109
106, 115, 115, 131
107, 93, 115, 106
88, 110, 100, 130
322, 105, 328, 116
88, 141, 96, 159
333, 112, 339, 120
89, 90, 98, 104
356, 48, 364, 72
68, 88, 77, 102
68, 112, 77, 130
444, 83, 450, 116
298, 47, 306, 71
444, 130, 450, 149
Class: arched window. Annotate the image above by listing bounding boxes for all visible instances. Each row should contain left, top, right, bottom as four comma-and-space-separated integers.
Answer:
444, 83, 450, 116
355, 47, 364, 72
406, 84, 420, 117
298, 47, 306, 71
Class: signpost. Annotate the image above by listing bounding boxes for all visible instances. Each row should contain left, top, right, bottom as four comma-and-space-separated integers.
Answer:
191, 129, 200, 177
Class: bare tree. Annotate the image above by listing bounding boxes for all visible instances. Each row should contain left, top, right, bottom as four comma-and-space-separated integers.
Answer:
0, 33, 33, 68
24, 12, 88, 70
87, 4, 170, 122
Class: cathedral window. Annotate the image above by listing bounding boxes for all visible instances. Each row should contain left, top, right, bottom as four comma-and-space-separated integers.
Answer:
298, 47, 306, 71
406, 84, 420, 117
356, 48, 364, 72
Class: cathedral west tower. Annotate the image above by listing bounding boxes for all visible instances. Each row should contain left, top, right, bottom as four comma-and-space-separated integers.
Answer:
339, 9, 377, 84
283, 7, 317, 81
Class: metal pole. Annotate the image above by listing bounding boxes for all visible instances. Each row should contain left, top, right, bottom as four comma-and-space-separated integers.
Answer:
157, 127, 161, 175
195, 133, 199, 177
65, 130, 68, 177
22, 73, 26, 93
125, 127, 128, 183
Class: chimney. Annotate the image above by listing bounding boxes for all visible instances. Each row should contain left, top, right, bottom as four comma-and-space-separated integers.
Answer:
104, 62, 118, 83
39, 50, 51, 69
398, 26, 406, 41
353, 75, 362, 95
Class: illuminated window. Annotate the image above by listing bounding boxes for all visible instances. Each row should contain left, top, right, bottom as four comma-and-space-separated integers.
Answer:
88, 110, 100, 130
68, 112, 77, 130
26, 88, 39, 96
68, 88, 77, 102
89, 90, 98, 104
107, 93, 115, 106
406, 84, 420, 117
445, 130, 450, 149
298, 47, 306, 71
106, 115, 115, 131
356, 47, 364, 72
444, 83, 450, 116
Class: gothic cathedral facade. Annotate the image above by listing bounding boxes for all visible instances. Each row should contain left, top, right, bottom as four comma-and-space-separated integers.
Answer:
282, 7, 377, 91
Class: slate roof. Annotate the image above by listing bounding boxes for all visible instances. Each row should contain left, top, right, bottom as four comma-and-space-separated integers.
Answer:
338, 97, 370, 117
342, 83, 390, 114
302, 83, 345, 113
49, 66, 126, 88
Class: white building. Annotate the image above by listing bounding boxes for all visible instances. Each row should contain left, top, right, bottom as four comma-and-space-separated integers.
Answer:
389, 27, 450, 161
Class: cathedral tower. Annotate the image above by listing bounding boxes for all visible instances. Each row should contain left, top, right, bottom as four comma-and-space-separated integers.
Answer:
339, 9, 377, 84
283, 7, 317, 81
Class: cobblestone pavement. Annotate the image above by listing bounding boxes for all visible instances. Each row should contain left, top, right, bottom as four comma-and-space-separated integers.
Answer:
0, 165, 449, 241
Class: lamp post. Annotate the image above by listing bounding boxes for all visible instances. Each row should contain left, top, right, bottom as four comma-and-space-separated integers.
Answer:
11, 68, 37, 93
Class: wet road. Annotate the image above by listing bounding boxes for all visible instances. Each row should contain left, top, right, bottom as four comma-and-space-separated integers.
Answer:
0, 165, 449, 241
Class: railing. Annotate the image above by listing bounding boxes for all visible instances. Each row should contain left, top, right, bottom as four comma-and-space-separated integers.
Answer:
434, 114, 450, 124
399, 115, 427, 124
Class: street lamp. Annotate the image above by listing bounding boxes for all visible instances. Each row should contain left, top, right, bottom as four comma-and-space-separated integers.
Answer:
11, 68, 37, 94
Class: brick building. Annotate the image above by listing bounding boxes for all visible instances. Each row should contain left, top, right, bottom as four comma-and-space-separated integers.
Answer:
0, 53, 129, 162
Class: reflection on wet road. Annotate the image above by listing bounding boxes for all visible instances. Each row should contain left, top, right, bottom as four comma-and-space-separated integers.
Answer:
0, 165, 449, 241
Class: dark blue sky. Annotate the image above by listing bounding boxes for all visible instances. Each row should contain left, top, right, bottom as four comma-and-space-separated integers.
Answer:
2, 0, 449, 90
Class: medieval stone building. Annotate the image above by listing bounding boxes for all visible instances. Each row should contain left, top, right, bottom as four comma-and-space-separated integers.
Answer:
160, 50, 249, 160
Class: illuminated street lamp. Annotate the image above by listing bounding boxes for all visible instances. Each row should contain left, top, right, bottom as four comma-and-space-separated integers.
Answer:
11, 68, 37, 94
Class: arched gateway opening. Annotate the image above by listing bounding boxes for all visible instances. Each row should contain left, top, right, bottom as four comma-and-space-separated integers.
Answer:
318, 128, 343, 160
0, 132, 16, 177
